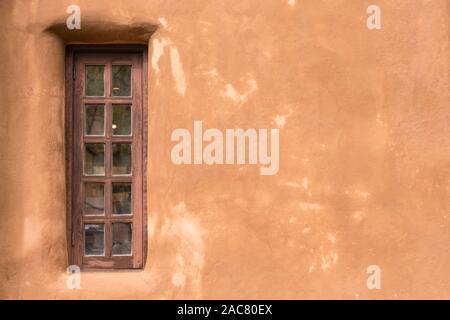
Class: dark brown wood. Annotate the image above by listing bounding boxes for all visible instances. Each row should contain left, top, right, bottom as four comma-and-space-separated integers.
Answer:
142, 49, 149, 267
65, 48, 74, 266
65, 45, 148, 270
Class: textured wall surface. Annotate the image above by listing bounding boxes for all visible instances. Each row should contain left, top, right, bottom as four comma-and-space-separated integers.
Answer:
0, 0, 449, 299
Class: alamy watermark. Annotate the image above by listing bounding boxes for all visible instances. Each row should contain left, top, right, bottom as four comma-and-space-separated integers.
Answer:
66, 265, 81, 290
66, 4, 381, 33
366, 265, 381, 290
66, 5, 81, 30
367, 5, 381, 30
171, 121, 280, 176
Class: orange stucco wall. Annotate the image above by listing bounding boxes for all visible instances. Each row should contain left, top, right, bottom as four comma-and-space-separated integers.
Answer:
0, 0, 449, 299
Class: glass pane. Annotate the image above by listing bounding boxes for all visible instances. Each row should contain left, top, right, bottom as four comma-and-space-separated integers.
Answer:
84, 183, 104, 215
112, 183, 132, 215
85, 105, 104, 136
112, 105, 132, 136
111, 65, 131, 96
85, 144, 105, 175
84, 224, 104, 256
85, 65, 104, 96
112, 144, 132, 175
112, 223, 132, 255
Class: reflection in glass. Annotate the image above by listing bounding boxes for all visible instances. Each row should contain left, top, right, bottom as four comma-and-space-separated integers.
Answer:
84, 224, 104, 256
112, 105, 132, 136
85, 144, 105, 175
111, 65, 131, 96
113, 183, 132, 215
112, 144, 132, 175
85, 105, 104, 136
85, 65, 105, 96
84, 183, 104, 215
112, 223, 132, 255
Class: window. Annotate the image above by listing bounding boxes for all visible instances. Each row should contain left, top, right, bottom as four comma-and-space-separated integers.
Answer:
65, 46, 147, 269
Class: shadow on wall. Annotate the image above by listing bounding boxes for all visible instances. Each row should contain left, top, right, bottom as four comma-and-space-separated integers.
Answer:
45, 21, 158, 44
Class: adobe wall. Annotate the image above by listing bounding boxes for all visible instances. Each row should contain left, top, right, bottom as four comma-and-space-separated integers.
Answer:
0, 0, 449, 299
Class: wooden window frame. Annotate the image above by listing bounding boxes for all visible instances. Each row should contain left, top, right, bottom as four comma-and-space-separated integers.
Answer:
65, 45, 148, 270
